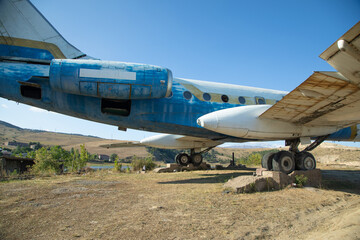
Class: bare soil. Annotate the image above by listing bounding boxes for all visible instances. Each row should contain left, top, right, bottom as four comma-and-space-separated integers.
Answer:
1, 168, 359, 240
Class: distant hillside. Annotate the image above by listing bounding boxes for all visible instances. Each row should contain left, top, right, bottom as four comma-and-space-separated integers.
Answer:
0, 120, 149, 158
0, 120, 101, 146
0, 120, 359, 167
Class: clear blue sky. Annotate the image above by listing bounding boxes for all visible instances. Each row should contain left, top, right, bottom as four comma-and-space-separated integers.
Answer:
1, 0, 359, 146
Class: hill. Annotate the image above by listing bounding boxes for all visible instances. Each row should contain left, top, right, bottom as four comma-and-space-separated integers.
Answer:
0, 120, 100, 146
0, 120, 359, 167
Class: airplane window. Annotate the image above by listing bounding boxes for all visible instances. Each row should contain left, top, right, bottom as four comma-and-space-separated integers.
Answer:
256, 97, 266, 104
238, 96, 246, 104
183, 91, 192, 100
221, 95, 229, 103
203, 93, 211, 101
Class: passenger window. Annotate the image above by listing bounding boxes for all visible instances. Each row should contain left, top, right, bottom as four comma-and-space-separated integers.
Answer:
238, 96, 246, 104
255, 97, 266, 104
183, 91, 192, 100
221, 95, 229, 103
203, 93, 211, 101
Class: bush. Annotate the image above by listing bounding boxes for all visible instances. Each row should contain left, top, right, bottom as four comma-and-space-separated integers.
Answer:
114, 160, 122, 172
32, 147, 62, 174
294, 174, 308, 188
131, 157, 156, 171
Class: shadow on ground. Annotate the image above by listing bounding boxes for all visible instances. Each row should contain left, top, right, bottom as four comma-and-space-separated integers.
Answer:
321, 169, 360, 195
158, 171, 254, 185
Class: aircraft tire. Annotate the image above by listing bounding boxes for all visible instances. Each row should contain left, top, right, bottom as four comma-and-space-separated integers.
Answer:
261, 152, 276, 170
177, 153, 191, 166
296, 152, 316, 170
272, 151, 295, 174
175, 154, 181, 165
191, 153, 203, 166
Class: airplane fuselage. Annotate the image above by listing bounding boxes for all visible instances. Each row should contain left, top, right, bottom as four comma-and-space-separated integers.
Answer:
0, 60, 358, 143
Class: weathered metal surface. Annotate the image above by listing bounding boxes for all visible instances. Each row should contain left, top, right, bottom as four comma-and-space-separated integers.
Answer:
320, 22, 360, 86
260, 71, 360, 127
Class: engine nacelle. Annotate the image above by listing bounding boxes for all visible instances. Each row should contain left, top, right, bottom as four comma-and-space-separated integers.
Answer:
49, 59, 172, 99
197, 105, 339, 140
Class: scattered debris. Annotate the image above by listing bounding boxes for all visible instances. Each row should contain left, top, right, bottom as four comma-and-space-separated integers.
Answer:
153, 162, 211, 173
215, 163, 247, 170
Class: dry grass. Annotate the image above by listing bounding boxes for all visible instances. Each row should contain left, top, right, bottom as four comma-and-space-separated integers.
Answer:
1, 168, 359, 240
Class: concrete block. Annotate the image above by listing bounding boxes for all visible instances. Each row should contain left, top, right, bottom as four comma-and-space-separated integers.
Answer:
256, 168, 267, 176
224, 169, 322, 193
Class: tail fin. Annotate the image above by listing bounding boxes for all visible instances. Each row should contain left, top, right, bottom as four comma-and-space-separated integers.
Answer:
0, 0, 88, 62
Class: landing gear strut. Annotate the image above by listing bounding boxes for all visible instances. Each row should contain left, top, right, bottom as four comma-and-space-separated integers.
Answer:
261, 135, 328, 174
175, 147, 214, 166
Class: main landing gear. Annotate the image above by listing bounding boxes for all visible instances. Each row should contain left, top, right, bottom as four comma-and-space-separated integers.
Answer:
261, 135, 328, 174
175, 147, 214, 167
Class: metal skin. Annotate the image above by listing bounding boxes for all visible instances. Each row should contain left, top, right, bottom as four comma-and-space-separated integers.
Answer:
0, 0, 359, 152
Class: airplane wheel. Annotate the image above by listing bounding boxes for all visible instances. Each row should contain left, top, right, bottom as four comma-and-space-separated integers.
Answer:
261, 152, 276, 170
296, 152, 316, 170
175, 154, 181, 165
177, 153, 191, 166
272, 151, 295, 174
191, 153, 203, 166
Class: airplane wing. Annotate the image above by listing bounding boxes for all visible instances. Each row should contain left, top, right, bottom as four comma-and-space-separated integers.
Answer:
0, 0, 91, 61
260, 22, 360, 129
99, 141, 144, 148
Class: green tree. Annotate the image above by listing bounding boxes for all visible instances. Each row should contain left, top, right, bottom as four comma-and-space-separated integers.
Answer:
32, 147, 61, 174
65, 145, 89, 172
110, 153, 118, 162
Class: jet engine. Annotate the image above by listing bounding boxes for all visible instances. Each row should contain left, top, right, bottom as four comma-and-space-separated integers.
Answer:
197, 105, 339, 140
49, 59, 172, 99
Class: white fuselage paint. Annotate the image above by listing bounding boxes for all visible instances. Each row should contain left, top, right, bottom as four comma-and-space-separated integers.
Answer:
140, 134, 221, 149
79, 68, 136, 81
197, 105, 339, 140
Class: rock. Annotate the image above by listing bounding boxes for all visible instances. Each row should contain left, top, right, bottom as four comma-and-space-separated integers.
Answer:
224, 169, 322, 193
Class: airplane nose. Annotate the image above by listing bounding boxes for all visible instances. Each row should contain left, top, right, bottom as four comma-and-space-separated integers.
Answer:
197, 114, 218, 130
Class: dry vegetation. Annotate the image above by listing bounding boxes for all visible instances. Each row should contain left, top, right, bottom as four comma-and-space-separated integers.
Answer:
1, 121, 360, 239
1, 169, 359, 240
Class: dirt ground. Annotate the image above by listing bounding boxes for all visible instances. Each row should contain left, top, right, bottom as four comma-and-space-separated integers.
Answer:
1, 168, 359, 240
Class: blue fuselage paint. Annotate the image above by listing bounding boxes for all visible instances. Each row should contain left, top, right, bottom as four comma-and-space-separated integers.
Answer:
0, 60, 357, 142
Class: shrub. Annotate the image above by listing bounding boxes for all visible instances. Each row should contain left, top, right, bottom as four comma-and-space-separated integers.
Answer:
114, 160, 122, 172
294, 174, 308, 188
131, 157, 156, 171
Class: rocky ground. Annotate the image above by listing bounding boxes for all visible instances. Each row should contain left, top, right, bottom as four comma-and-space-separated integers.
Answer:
1, 167, 359, 240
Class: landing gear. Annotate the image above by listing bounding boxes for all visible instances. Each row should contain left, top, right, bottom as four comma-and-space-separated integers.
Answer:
175, 153, 191, 166
296, 152, 316, 170
264, 135, 328, 174
261, 152, 276, 170
272, 151, 295, 174
192, 153, 203, 166
174, 147, 214, 167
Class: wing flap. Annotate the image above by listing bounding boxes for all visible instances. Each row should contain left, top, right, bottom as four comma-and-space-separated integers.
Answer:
260, 71, 360, 127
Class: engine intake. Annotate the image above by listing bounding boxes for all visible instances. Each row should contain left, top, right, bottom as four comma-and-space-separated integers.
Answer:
49, 59, 172, 99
